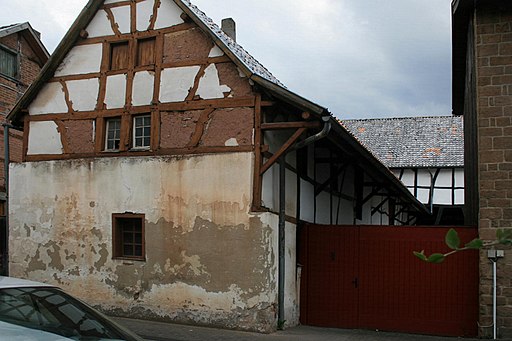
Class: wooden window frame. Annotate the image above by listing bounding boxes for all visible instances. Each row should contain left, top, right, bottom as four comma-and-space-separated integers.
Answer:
132, 114, 151, 150
0, 46, 18, 79
112, 213, 145, 261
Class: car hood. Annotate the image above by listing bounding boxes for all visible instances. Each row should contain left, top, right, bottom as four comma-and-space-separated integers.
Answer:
0, 320, 129, 341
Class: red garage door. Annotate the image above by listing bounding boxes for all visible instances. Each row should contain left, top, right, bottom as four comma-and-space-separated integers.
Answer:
299, 225, 479, 337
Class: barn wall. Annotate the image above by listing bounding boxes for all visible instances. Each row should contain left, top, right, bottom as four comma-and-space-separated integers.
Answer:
9, 152, 284, 332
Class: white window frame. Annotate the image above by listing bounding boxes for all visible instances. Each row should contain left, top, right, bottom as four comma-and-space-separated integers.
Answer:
132, 114, 151, 150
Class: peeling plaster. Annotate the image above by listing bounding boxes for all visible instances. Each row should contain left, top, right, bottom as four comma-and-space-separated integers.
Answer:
9, 154, 287, 332
85, 10, 115, 38
27, 121, 63, 155
67, 78, 100, 112
197, 64, 231, 99
111, 5, 131, 34
224, 138, 239, 147
28, 82, 68, 115
154, 0, 184, 29
159, 66, 200, 102
54, 44, 103, 77
132, 71, 155, 106
105, 74, 127, 109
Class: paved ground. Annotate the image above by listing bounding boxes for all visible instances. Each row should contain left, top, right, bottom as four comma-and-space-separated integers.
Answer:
113, 317, 483, 341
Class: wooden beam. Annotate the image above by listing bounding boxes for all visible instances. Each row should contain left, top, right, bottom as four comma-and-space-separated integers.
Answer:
260, 128, 306, 175
261, 121, 321, 130
252, 94, 263, 210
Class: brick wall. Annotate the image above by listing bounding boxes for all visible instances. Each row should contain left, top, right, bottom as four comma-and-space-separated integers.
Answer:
475, 2, 512, 338
0, 31, 45, 195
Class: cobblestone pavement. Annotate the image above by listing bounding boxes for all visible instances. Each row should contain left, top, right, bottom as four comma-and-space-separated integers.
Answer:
113, 317, 483, 341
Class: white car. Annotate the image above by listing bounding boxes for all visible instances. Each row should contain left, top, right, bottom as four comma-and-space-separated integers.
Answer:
0, 276, 144, 340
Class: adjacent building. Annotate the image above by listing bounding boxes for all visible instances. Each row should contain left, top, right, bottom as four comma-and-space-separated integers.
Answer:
343, 116, 465, 225
452, 0, 512, 337
0, 22, 49, 274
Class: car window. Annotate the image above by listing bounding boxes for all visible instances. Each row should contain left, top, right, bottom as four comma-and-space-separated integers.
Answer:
0, 287, 139, 340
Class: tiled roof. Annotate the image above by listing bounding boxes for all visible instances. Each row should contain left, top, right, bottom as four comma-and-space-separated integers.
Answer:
179, 0, 285, 88
341, 116, 464, 168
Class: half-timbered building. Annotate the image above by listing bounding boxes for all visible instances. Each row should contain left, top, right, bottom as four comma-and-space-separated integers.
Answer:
6, 0, 427, 332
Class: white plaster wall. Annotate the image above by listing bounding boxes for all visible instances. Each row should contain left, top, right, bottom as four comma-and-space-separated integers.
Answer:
132, 71, 155, 106
54, 44, 103, 77
10, 153, 282, 331
28, 82, 68, 115
67, 78, 100, 112
160, 66, 200, 102
27, 121, 63, 155
105, 74, 127, 109
261, 162, 296, 217
111, 6, 131, 34
137, 0, 154, 32
209, 46, 224, 58
86, 10, 114, 38
197, 64, 231, 99
154, 0, 184, 29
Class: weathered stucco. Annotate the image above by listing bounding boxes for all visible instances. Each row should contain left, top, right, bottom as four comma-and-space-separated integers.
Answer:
54, 44, 103, 77
163, 28, 214, 63
9, 153, 285, 332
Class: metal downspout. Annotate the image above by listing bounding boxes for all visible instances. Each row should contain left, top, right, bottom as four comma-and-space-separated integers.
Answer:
278, 115, 331, 327
3, 124, 9, 276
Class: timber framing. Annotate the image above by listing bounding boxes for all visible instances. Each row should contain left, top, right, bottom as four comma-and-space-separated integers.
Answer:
7, 0, 429, 221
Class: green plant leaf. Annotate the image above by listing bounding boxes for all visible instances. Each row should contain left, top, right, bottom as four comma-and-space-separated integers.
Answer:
445, 228, 460, 250
413, 251, 427, 261
465, 238, 483, 249
427, 253, 446, 264
497, 229, 512, 245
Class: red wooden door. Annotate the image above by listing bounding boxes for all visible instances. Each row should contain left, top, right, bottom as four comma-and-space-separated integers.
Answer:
299, 224, 479, 337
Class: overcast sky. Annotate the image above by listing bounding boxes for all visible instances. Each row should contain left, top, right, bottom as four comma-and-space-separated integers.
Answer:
1, 0, 453, 119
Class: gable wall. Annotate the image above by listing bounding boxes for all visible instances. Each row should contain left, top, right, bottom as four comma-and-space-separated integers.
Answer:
9, 0, 293, 332
25, 0, 256, 160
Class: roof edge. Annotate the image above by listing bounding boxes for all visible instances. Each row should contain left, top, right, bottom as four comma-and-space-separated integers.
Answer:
7, 0, 103, 125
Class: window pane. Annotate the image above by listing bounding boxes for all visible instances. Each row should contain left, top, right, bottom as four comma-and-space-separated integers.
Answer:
123, 232, 133, 243
135, 245, 142, 256
134, 233, 142, 244
105, 118, 121, 151
132, 115, 151, 148
0, 48, 17, 78
123, 245, 133, 256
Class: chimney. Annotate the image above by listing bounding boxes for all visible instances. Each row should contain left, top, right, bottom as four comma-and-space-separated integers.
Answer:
221, 18, 236, 41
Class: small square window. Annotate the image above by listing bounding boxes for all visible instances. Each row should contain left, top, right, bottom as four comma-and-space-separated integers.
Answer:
112, 213, 145, 261
105, 118, 121, 151
0, 47, 17, 78
133, 115, 151, 149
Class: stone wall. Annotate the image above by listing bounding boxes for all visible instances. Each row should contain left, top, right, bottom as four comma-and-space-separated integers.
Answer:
475, 2, 512, 337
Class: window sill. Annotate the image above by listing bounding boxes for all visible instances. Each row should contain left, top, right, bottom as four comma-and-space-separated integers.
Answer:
113, 257, 146, 264
130, 147, 151, 152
